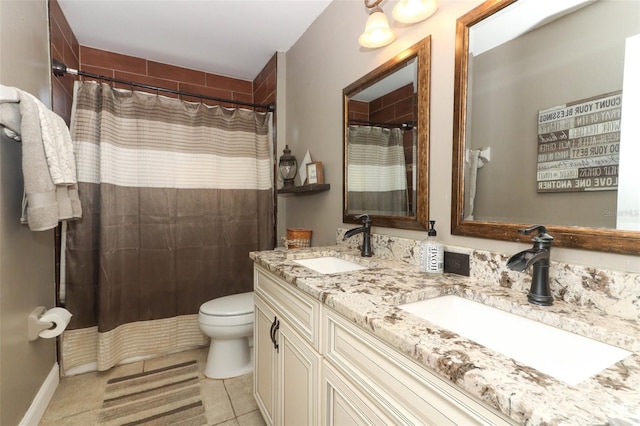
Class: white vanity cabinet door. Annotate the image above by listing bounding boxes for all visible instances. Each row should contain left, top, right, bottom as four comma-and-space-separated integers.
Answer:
324, 308, 516, 426
278, 317, 321, 426
254, 265, 322, 426
254, 295, 277, 425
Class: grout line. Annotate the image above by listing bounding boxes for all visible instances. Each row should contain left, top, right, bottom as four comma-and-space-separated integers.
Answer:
222, 378, 239, 418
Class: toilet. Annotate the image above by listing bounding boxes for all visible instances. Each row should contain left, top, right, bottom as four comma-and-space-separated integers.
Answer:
198, 291, 254, 379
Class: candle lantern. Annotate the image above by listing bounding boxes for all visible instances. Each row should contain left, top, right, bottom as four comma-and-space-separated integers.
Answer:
278, 145, 297, 188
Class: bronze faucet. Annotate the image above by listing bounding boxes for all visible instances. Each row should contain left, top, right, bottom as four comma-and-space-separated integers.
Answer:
506, 225, 554, 306
343, 214, 373, 257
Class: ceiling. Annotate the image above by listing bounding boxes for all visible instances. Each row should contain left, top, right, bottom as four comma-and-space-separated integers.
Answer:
57, 0, 333, 81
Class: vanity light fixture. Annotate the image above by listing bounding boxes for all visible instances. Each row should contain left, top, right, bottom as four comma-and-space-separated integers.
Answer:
358, 0, 395, 48
359, 0, 438, 49
392, 0, 438, 24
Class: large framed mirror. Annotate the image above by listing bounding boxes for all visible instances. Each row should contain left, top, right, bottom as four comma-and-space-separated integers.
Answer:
452, 0, 640, 254
343, 36, 430, 231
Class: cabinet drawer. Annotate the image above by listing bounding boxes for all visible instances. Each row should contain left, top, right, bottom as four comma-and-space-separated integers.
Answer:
254, 265, 321, 350
324, 309, 515, 426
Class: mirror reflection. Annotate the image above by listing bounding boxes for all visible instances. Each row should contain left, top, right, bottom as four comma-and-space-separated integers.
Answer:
344, 36, 430, 231
347, 58, 417, 217
452, 0, 640, 254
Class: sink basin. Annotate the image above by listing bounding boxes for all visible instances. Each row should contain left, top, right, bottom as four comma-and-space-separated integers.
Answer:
293, 256, 368, 274
399, 295, 632, 385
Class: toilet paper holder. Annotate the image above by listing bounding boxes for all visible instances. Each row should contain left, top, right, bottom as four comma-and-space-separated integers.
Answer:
28, 306, 54, 341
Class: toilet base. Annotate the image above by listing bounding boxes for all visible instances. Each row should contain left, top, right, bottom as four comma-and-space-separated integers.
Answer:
204, 337, 253, 379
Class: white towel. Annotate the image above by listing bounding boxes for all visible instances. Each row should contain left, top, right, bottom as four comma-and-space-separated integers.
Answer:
0, 87, 82, 231
19, 90, 77, 185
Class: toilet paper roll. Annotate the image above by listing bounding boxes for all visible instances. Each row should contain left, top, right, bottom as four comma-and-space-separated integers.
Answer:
38, 307, 72, 339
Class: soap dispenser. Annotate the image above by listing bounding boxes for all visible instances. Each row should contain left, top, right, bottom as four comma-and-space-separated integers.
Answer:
419, 220, 444, 274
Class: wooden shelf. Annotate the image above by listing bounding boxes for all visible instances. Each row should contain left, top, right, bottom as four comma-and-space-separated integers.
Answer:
277, 183, 330, 195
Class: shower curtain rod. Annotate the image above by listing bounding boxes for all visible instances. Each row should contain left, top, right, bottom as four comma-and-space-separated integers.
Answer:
52, 59, 275, 112
349, 119, 414, 130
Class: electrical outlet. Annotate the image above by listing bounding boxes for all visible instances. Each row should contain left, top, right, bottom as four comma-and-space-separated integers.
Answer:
444, 251, 470, 276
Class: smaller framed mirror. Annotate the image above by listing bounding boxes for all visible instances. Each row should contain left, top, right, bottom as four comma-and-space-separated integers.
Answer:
343, 36, 431, 231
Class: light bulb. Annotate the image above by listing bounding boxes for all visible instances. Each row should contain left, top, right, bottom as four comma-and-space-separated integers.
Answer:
392, 0, 438, 24
359, 7, 395, 48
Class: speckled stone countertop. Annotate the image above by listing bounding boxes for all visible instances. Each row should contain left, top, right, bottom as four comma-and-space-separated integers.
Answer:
250, 246, 640, 425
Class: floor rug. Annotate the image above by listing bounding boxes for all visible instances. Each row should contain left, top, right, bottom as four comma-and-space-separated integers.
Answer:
97, 360, 207, 426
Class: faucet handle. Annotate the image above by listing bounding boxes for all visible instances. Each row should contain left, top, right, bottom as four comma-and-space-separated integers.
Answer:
354, 213, 371, 225
518, 225, 553, 243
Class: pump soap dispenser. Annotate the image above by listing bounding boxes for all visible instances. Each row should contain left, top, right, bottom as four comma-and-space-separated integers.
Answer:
419, 220, 444, 274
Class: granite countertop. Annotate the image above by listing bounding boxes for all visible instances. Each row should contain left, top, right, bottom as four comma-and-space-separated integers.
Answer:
250, 246, 640, 425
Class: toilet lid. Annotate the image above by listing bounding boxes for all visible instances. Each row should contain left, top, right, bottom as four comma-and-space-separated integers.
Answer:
200, 291, 254, 316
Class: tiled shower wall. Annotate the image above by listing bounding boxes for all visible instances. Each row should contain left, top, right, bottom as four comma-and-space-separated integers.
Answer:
49, 0, 277, 123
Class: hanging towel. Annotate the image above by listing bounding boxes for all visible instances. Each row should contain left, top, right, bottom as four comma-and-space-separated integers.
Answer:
0, 87, 82, 231
465, 149, 481, 221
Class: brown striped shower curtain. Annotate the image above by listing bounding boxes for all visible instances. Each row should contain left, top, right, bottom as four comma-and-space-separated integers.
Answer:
61, 81, 273, 372
347, 125, 409, 216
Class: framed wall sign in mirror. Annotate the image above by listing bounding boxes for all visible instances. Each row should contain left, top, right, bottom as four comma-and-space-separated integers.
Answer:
451, 0, 640, 254
343, 36, 431, 231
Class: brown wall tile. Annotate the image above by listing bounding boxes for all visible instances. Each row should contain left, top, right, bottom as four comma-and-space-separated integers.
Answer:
148, 61, 205, 86
49, 0, 73, 48
50, 0, 80, 123
52, 78, 72, 124
253, 53, 276, 107
81, 46, 147, 74
381, 83, 414, 107
349, 100, 368, 116
63, 39, 79, 70
394, 98, 415, 120
178, 82, 235, 106
207, 73, 252, 95
233, 92, 254, 105
254, 54, 277, 90
51, 1, 279, 117
49, 19, 65, 61
114, 71, 179, 92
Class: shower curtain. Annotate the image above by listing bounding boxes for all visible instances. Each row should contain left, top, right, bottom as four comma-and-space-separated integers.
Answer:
62, 81, 273, 372
347, 125, 408, 216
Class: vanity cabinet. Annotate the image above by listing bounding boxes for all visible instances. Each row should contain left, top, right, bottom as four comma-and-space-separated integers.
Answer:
323, 309, 516, 426
253, 262, 516, 425
253, 265, 322, 426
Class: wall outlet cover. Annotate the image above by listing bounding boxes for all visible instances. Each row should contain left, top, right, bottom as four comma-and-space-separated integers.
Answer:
444, 251, 470, 276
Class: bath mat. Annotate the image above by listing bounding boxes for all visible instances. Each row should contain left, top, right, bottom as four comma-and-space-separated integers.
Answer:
97, 360, 207, 426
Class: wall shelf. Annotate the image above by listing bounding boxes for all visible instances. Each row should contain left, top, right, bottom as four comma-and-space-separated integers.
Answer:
277, 183, 330, 195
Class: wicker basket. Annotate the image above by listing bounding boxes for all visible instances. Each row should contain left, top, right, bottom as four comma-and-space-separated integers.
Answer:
284, 228, 312, 249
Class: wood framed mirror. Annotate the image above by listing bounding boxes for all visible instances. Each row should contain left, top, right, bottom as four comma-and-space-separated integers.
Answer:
343, 36, 431, 231
451, 0, 640, 254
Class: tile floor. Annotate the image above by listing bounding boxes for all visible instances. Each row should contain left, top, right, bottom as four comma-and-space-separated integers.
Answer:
40, 347, 266, 426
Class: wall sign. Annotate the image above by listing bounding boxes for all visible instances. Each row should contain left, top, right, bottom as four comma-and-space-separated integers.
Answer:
307, 161, 324, 184
537, 91, 622, 193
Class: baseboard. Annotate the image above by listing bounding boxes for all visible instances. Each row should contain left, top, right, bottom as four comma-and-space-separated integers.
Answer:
19, 363, 60, 426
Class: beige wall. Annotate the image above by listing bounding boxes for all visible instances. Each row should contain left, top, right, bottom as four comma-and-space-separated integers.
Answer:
0, 1, 57, 424
283, 0, 640, 273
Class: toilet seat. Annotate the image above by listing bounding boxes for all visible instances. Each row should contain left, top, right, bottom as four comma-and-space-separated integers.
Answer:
199, 292, 254, 326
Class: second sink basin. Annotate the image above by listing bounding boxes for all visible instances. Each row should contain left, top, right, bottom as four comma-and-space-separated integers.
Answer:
293, 256, 368, 274
399, 295, 632, 385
